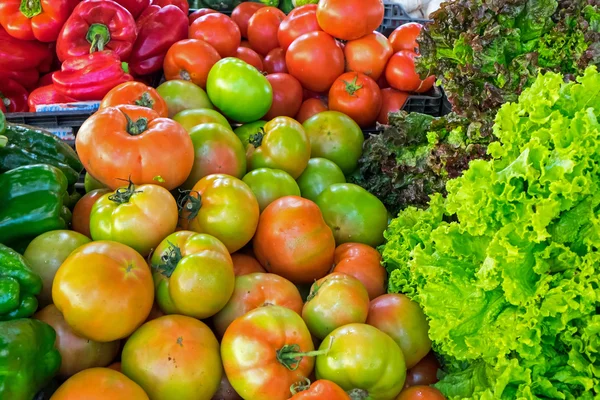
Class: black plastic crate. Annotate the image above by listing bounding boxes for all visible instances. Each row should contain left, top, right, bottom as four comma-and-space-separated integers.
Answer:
4, 111, 93, 129
377, 2, 431, 36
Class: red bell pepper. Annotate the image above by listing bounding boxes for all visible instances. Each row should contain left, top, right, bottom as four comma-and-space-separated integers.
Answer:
152, 0, 189, 14
38, 72, 55, 87
0, 79, 29, 113
27, 85, 77, 112
112, 0, 151, 19
0, 69, 39, 91
52, 51, 134, 101
0, 0, 80, 42
129, 5, 188, 76
56, 0, 137, 63
0, 27, 52, 71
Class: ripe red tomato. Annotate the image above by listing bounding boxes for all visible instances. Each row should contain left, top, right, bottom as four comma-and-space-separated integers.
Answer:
378, 88, 410, 125
396, 386, 447, 400
344, 31, 393, 81
278, 4, 322, 51
248, 7, 286, 56
235, 47, 264, 71
189, 14, 241, 58
316, 0, 384, 41
231, 2, 265, 38
263, 48, 288, 74
265, 73, 303, 120
296, 98, 328, 123
286, 31, 345, 93
328, 72, 382, 128
189, 8, 218, 24
385, 51, 435, 93
163, 39, 221, 89
405, 353, 440, 388
332, 243, 386, 300
389, 23, 423, 53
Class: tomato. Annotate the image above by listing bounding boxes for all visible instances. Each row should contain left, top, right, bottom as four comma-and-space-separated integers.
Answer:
248, 7, 286, 56
296, 98, 328, 124
231, 1, 265, 38
296, 158, 346, 203
333, 243, 386, 300
234, 120, 266, 148
278, 4, 322, 51
265, 73, 303, 119
90, 182, 178, 256
163, 39, 221, 89
52, 241, 154, 342
207, 57, 273, 123
315, 324, 406, 399
329, 72, 382, 128
286, 31, 345, 93
389, 23, 423, 53
212, 375, 243, 400
302, 111, 364, 175
385, 51, 435, 93
23, 230, 91, 308
213, 272, 304, 337
156, 79, 213, 117
71, 189, 111, 238
173, 108, 232, 131
51, 368, 149, 400
100, 81, 168, 117
240, 39, 251, 48
122, 315, 222, 400
253, 196, 335, 284
316, 0, 384, 41
378, 88, 409, 125
302, 273, 370, 339
84, 172, 107, 193
242, 168, 301, 212
183, 123, 247, 189
316, 183, 388, 247
221, 305, 316, 400
396, 386, 446, 400
182, 174, 260, 253
263, 47, 288, 74
189, 8, 218, 24
290, 379, 351, 400
405, 353, 440, 388
235, 46, 264, 71
76, 105, 195, 190
344, 31, 393, 81
366, 294, 432, 369
190, 14, 241, 58
151, 231, 235, 318
34, 305, 120, 378
231, 253, 266, 276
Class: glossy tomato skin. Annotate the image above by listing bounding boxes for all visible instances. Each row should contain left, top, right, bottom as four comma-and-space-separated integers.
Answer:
290, 380, 350, 400
213, 272, 304, 337
296, 158, 346, 202
265, 73, 303, 120
173, 108, 232, 131
263, 48, 288, 74
248, 7, 286, 56
396, 386, 447, 400
389, 23, 423, 53
52, 241, 155, 342
296, 98, 328, 124
122, 315, 222, 400
156, 79, 213, 117
317, 0, 384, 41
221, 306, 315, 400
329, 72, 382, 128
302, 273, 370, 339
278, 4, 322, 51
286, 31, 345, 93
163, 39, 221, 89
385, 51, 435, 93
100, 81, 169, 117
242, 168, 301, 212
344, 31, 393, 81
404, 353, 440, 388
90, 183, 179, 256
183, 174, 260, 253
316, 324, 407, 400
235, 47, 264, 71
246, 117, 311, 179
189, 13, 241, 58
51, 368, 149, 400
254, 196, 335, 284
231, 2, 265, 38
378, 88, 410, 125
333, 243, 386, 300
231, 253, 266, 276
71, 189, 111, 238
366, 294, 432, 369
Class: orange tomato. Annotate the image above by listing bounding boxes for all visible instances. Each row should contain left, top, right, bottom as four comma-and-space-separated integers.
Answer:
71, 189, 111, 238
50, 368, 149, 400
189, 13, 241, 58
231, 253, 266, 276
99, 82, 168, 117
295, 98, 328, 124
290, 379, 351, 399
316, 0, 384, 41
332, 243, 386, 300
344, 31, 393, 81
163, 39, 221, 88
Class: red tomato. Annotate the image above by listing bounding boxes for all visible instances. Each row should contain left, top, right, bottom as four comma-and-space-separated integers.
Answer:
231, 253, 266, 276
235, 47, 264, 71
332, 243, 386, 300
378, 88, 410, 124
385, 51, 435, 93
290, 379, 350, 399
344, 31, 393, 81
248, 7, 286, 56
377, 74, 390, 89
405, 353, 440, 388
316, 0, 384, 41
231, 2, 266, 38
189, 8, 218, 24
328, 72, 382, 128
71, 189, 111, 238
265, 73, 303, 120
240, 40, 252, 48
263, 48, 288, 74
278, 4, 322, 51
389, 23, 423, 53
302, 89, 325, 101
396, 386, 447, 400
286, 31, 345, 93
189, 14, 241, 58
163, 39, 221, 89
296, 98, 328, 124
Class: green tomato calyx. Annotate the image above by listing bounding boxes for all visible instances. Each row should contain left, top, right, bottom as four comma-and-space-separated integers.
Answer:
134, 92, 155, 109
290, 378, 312, 395
108, 179, 140, 204
178, 190, 202, 221
249, 128, 266, 148
343, 76, 363, 96
347, 389, 370, 400
276, 337, 333, 371
123, 112, 149, 136
153, 241, 183, 278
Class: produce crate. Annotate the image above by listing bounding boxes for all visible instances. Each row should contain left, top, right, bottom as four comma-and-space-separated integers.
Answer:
377, 2, 431, 35
4, 110, 94, 146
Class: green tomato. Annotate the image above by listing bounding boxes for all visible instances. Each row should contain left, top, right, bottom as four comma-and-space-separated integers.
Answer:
84, 172, 106, 193
156, 80, 213, 118
173, 109, 232, 132
316, 183, 388, 247
251, 0, 279, 6
302, 111, 364, 175
207, 58, 273, 123
296, 158, 346, 202
242, 168, 301, 212
234, 121, 267, 148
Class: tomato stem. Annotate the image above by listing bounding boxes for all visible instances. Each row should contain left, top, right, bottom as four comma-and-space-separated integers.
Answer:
153, 241, 182, 278
290, 378, 312, 395
177, 190, 202, 221
343, 76, 363, 96
347, 389, 370, 400
276, 337, 333, 371
249, 129, 265, 148
305, 280, 321, 302
86, 23, 111, 53
108, 179, 140, 204
20, 0, 42, 18
123, 113, 149, 135
135, 92, 155, 109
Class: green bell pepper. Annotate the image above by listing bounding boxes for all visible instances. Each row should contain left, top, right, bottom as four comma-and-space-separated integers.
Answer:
0, 319, 61, 400
0, 244, 43, 320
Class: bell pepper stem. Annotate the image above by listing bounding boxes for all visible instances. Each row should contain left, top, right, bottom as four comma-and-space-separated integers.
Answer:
86, 23, 111, 53
20, 0, 42, 18
276, 337, 333, 371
